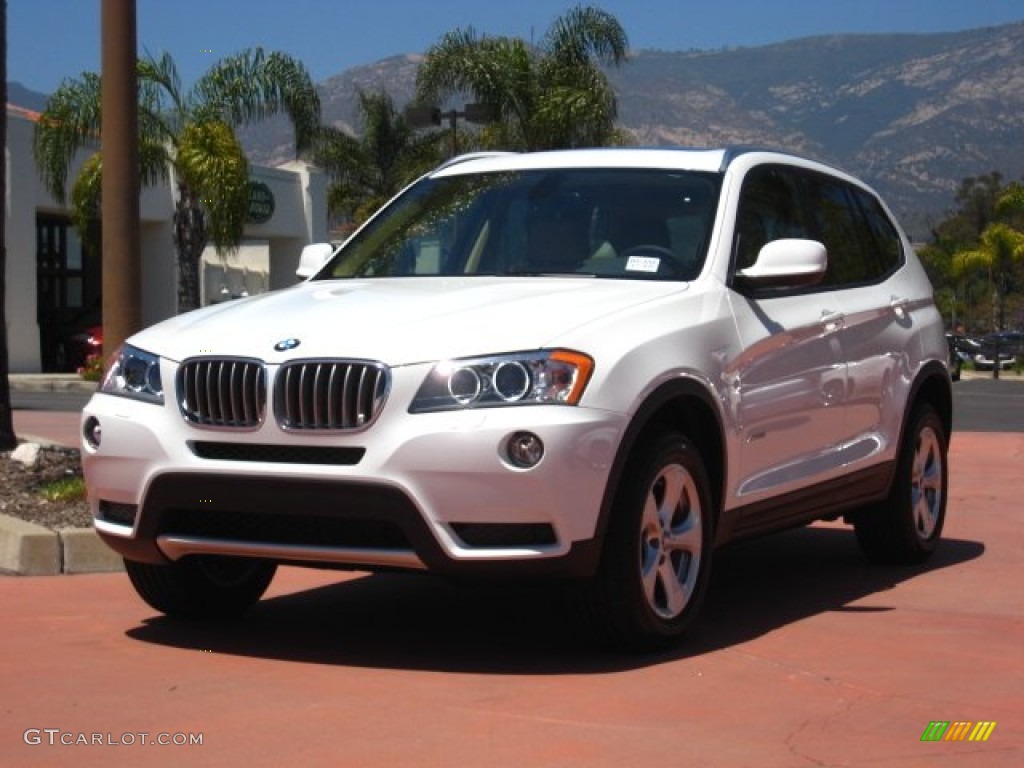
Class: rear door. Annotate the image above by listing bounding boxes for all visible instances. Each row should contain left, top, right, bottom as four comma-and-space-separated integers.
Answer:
799, 173, 910, 470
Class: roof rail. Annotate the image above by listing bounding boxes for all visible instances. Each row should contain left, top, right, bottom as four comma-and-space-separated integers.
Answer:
432, 151, 518, 173
719, 145, 849, 175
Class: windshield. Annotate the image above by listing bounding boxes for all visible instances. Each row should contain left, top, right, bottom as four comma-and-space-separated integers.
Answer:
316, 168, 721, 281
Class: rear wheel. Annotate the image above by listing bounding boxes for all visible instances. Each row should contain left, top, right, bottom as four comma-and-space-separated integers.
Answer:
590, 431, 713, 650
124, 556, 277, 619
853, 403, 947, 564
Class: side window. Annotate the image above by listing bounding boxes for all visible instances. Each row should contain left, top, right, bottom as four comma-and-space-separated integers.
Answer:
803, 173, 902, 287
733, 165, 808, 271
853, 187, 904, 278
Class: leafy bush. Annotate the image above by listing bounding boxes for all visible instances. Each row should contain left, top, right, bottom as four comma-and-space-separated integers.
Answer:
78, 354, 104, 382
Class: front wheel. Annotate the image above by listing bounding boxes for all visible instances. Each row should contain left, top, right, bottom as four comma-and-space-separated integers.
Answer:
853, 403, 948, 564
124, 556, 277, 619
590, 431, 714, 650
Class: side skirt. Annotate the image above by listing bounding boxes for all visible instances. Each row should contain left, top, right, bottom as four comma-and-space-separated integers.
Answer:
717, 461, 895, 546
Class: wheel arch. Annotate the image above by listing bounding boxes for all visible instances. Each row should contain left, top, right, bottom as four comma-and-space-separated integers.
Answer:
880, 360, 953, 500
594, 378, 727, 554
905, 361, 953, 443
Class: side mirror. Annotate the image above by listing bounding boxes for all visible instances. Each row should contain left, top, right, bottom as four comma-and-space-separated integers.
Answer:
296, 243, 334, 279
735, 239, 827, 290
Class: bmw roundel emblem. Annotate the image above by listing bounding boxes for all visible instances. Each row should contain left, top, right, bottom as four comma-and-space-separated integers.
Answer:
274, 338, 301, 352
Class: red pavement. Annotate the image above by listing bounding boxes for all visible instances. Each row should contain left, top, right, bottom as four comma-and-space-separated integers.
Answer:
0, 433, 1021, 767
12, 409, 82, 449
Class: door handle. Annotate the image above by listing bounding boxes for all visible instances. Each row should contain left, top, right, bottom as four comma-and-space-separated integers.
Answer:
820, 309, 845, 333
890, 296, 910, 319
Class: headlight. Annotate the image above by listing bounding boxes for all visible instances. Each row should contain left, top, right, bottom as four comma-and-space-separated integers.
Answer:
100, 345, 164, 404
410, 349, 594, 413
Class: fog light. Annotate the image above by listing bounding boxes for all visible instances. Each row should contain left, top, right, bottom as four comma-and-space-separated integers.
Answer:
83, 416, 102, 449
506, 431, 544, 468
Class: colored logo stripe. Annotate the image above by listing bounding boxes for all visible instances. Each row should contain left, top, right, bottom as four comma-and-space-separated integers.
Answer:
969, 722, 997, 742
944, 722, 972, 741
921, 721, 996, 742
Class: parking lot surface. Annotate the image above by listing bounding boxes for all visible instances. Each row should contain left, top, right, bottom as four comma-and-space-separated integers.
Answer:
1, 431, 1021, 767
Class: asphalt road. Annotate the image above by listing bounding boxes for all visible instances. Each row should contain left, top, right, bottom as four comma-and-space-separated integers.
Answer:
951, 377, 1024, 432
11, 375, 1024, 431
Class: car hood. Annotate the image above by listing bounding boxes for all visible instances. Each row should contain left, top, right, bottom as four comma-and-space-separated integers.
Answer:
130, 277, 688, 365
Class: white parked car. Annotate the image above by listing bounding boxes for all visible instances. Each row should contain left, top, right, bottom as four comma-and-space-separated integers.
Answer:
82, 148, 952, 649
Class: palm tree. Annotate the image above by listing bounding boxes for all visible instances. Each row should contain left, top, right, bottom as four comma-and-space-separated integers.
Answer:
33, 48, 320, 312
415, 4, 629, 151
953, 223, 1024, 332
313, 90, 443, 230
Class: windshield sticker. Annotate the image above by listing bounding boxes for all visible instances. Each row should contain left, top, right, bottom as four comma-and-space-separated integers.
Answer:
625, 256, 660, 273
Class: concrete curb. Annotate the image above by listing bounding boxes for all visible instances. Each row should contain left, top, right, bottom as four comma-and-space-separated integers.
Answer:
8, 373, 98, 394
2, 427, 122, 576
0, 513, 123, 576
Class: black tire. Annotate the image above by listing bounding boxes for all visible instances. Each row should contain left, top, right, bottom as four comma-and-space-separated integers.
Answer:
589, 431, 714, 651
853, 404, 948, 564
124, 556, 277, 619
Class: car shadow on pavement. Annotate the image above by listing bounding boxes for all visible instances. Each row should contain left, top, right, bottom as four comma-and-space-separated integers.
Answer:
125, 525, 984, 674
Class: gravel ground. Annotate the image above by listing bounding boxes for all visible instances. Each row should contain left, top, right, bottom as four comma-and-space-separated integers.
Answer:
0, 446, 93, 529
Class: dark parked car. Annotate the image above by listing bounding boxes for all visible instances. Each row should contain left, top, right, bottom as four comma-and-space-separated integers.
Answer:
971, 332, 1022, 371
944, 334, 962, 381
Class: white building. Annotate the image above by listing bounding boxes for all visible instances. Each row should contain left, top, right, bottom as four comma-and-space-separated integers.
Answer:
4, 104, 327, 372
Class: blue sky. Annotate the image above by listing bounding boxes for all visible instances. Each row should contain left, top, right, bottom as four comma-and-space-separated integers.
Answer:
8, 0, 1024, 95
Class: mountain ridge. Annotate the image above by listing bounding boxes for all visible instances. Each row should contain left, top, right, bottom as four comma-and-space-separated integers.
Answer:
291, 21, 1024, 237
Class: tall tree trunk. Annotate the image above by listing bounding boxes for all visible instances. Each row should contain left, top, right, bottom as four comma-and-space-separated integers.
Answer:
101, 0, 142, 368
173, 182, 207, 313
0, 0, 17, 451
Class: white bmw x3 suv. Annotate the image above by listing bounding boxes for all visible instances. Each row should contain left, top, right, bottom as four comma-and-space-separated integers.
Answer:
82, 147, 952, 649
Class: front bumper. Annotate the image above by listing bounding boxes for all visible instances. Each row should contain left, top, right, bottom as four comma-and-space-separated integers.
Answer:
82, 381, 625, 578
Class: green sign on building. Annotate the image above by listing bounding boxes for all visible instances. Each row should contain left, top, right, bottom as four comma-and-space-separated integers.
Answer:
247, 181, 275, 224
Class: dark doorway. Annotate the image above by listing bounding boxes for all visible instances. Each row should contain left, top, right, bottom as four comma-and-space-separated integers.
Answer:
36, 214, 101, 372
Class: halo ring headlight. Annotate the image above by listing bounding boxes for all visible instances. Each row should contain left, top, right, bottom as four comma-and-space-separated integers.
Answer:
448, 367, 483, 405
492, 361, 531, 402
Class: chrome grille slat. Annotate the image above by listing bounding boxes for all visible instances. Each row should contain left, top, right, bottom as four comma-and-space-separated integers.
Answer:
228, 362, 239, 424
326, 365, 339, 426
312, 364, 324, 426
275, 360, 389, 432
177, 358, 266, 430
298, 365, 309, 427
341, 365, 353, 427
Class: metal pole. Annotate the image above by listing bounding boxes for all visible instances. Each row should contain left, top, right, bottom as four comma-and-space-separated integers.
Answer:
101, 0, 141, 361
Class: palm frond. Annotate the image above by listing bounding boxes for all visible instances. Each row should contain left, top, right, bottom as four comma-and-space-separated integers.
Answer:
32, 73, 103, 204
191, 48, 320, 154
176, 120, 249, 255
138, 50, 187, 119
416, 6, 628, 152
69, 153, 103, 235
951, 248, 991, 280
996, 183, 1024, 220
542, 4, 629, 68
314, 91, 444, 225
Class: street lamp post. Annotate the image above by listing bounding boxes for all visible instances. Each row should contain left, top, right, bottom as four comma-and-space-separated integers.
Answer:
405, 103, 496, 157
